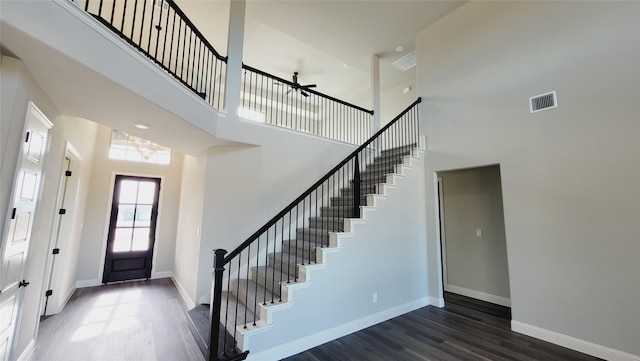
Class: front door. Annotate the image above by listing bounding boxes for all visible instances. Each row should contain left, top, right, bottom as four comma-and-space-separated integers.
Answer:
102, 176, 160, 284
0, 102, 52, 361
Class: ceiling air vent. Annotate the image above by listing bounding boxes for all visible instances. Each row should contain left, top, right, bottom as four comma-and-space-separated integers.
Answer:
529, 91, 558, 113
391, 51, 416, 72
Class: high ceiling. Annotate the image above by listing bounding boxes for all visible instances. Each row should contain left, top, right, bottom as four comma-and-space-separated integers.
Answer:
178, 0, 467, 107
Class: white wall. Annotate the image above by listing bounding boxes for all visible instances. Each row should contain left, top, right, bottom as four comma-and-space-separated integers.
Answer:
417, 1, 640, 358
173, 153, 207, 305
440, 166, 510, 305
1, 55, 99, 360
190, 126, 358, 304
246, 152, 428, 359
76, 125, 184, 285
380, 78, 417, 127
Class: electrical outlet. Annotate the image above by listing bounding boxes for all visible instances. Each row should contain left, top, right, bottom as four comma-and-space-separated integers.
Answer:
476, 229, 483, 237
372, 292, 378, 303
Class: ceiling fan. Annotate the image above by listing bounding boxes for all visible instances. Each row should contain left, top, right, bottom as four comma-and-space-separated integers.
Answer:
281, 72, 317, 97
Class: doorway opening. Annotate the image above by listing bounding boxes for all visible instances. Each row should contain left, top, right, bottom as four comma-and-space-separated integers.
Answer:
437, 165, 510, 309
102, 175, 161, 284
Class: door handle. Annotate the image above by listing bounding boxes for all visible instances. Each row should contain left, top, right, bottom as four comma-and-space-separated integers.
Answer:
19, 280, 30, 288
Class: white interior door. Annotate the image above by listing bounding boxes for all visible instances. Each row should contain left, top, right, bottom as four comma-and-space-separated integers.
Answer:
0, 102, 52, 361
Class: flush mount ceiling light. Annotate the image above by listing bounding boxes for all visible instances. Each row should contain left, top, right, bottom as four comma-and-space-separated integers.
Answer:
395, 46, 404, 53
134, 123, 150, 130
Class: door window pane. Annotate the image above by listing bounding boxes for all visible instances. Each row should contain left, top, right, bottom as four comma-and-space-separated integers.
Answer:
117, 205, 136, 227
135, 205, 152, 227
136, 182, 156, 204
131, 228, 150, 251
119, 181, 138, 204
113, 228, 133, 252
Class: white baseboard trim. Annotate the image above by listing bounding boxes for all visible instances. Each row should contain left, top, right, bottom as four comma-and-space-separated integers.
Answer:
76, 279, 101, 288
512, 321, 640, 361
151, 271, 172, 279
429, 296, 445, 308
445, 284, 511, 307
171, 273, 196, 309
57, 286, 76, 313
15, 339, 35, 361
246, 297, 429, 361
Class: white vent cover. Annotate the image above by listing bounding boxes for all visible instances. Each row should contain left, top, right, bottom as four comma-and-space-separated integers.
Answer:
391, 51, 416, 72
529, 91, 558, 113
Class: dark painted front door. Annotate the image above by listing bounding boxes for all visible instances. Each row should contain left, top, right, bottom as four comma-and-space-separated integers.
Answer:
103, 175, 160, 284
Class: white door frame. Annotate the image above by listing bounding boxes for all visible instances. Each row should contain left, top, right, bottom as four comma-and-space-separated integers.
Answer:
40, 142, 82, 316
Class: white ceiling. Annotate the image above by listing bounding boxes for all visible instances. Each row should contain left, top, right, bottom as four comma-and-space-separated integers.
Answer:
178, 0, 467, 107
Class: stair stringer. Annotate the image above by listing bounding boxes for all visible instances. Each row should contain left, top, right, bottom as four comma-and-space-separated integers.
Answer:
231, 148, 428, 359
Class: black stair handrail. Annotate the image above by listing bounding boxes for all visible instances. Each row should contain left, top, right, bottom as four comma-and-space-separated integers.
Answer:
223, 97, 421, 265
209, 98, 421, 361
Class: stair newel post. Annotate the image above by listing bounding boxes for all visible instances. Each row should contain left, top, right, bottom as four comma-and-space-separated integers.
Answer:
353, 156, 361, 218
210, 249, 227, 361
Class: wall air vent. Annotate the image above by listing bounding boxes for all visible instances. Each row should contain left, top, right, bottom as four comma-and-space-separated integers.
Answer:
529, 91, 558, 113
391, 51, 416, 72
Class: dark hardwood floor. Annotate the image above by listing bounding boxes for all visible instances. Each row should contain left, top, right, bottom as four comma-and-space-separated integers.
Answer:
32, 278, 204, 361
283, 292, 602, 361
33, 283, 603, 361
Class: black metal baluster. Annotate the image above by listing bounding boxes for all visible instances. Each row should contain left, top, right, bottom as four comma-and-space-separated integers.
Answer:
120, 0, 127, 32
210, 249, 227, 361
244, 253, 251, 328
130, 0, 139, 43
262, 233, 268, 306
187, 30, 195, 85
109, 0, 115, 25
160, 5, 170, 66
278, 219, 283, 302
287, 210, 292, 283
270, 227, 276, 304
274, 222, 281, 303
194, 42, 202, 94
147, 0, 156, 51
153, 1, 163, 59
138, 0, 147, 46
294, 203, 299, 282
179, 23, 187, 78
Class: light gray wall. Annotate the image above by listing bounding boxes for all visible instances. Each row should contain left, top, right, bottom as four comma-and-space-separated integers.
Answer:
440, 166, 509, 303
173, 152, 207, 305
417, 1, 640, 357
380, 78, 417, 127
247, 153, 429, 359
1, 56, 99, 360
76, 125, 184, 284
193, 131, 357, 304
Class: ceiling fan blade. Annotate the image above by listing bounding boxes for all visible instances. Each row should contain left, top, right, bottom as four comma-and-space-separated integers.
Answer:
301, 90, 309, 97
302, 84, 317, 89
286, 88, 293, 95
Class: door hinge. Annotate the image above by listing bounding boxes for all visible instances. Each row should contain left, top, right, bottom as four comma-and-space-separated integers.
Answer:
45, 290, 53, 297
59, 209, 66, 215
11, 208, 17, 219
65, 170, 72, 177
52, 248, 60, 255
19, 280, 30, 288
25, 132, 30, 142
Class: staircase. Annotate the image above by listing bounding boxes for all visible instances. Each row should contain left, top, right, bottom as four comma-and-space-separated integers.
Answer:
188, 142, 422, 360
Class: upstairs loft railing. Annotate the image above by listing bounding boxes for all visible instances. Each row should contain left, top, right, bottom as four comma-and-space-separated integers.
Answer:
209, 98, 421, 361
80, 0, 227, 109
74, 0, 374, 145
240, 65, 374, 145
